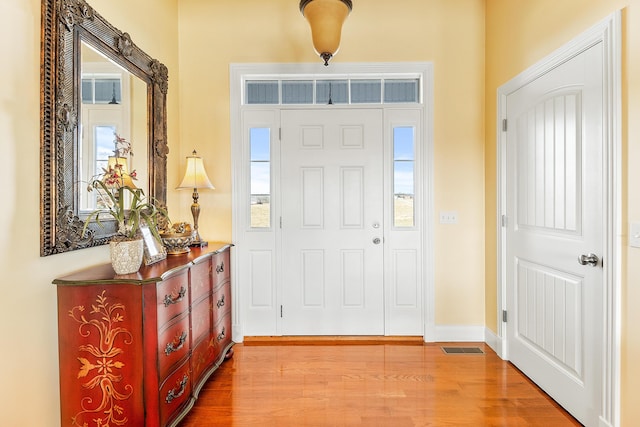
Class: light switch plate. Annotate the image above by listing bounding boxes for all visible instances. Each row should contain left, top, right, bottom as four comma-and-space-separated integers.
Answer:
440, 211, 458, 224
630, 222, 640, 248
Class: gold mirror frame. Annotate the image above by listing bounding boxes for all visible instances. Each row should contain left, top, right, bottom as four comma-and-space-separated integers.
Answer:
40, 0, 169, 256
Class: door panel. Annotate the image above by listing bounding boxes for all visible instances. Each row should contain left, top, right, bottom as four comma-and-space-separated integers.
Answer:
506, 42, 603, 425
281, 109, 384, 335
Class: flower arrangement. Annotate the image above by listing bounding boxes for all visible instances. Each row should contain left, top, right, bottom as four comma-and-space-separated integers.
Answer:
82, 133, 166, 242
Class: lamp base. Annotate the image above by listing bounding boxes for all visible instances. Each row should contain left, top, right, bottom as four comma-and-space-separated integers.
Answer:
190, 240, 208, 248
190, 229, 208, 247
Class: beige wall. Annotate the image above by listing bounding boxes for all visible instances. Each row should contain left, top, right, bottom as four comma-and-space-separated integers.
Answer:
177, 0, 487, 326
485, 0, 640, 424
0, 0, 179, 425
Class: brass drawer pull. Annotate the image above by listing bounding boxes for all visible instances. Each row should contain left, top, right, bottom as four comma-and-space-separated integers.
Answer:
165, 374, 188, 403
217, 327, 226, 342
216, 261, 224, 274
216, 294, 225, 308
163, 286, 186, 307
165, 331, 187, 356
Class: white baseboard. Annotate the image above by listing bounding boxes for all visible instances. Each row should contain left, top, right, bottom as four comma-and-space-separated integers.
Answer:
433, 325, 485, 342
484, 327, 504, 358
599, 416, 613, 427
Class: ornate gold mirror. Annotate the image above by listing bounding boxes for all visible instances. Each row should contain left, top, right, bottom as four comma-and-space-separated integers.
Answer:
40, 0, 169, 256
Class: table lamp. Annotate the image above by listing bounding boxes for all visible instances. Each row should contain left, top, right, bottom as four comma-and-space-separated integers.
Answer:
177, 150, 214, 247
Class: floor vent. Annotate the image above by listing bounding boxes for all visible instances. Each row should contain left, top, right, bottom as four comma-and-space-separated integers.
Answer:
441, 346, 484, 355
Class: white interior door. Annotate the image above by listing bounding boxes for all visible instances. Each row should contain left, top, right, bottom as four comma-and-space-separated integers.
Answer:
505, 42, 603, 425
280, 109, 384, 335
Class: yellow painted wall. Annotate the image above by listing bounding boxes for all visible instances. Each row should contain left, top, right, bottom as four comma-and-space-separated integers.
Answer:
485, 0, 640, 424
177, 0, 487, 327
0, 0, 179, 425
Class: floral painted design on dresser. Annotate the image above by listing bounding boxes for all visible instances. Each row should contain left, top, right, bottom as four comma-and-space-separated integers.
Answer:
67, 290, 133, 427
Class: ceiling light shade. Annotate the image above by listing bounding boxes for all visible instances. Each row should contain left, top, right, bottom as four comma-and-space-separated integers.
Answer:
300, 0, 352, 66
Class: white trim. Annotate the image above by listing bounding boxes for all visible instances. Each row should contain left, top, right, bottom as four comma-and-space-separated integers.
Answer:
230, 62, 435, 342
496, 12, 621, 427
484, 327, 502, 356
434, 325, 485, 342
423, 65, 436, 342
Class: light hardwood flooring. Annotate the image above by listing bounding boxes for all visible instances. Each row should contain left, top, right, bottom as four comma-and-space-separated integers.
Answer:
178, 340, 581, 426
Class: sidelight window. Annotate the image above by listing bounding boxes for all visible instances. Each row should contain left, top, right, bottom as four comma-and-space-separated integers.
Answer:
393, 126, 415, 227
250, 128, 271, 228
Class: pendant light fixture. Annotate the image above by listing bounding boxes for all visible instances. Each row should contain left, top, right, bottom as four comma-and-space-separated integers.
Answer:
299, 0, 352, 66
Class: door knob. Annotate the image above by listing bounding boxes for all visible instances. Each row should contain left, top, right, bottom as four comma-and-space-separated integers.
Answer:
578, 253, 599, 267
372, 237, 381, 245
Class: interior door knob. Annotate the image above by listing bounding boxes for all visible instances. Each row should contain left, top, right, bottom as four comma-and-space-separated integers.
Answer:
578, 253, 599, 267
373, 237, 381, 245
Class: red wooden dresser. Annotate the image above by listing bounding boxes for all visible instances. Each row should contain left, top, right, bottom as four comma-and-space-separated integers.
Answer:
53, 243, 233, 427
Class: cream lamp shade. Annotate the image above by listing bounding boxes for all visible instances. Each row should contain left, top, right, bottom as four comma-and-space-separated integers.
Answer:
106, 156, 137, 189
300, 0, 352, 66
177, 151, 215, 190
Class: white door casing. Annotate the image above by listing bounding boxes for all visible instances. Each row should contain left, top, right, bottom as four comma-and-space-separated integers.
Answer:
497, 12, 621, 427
231, 63, 434, 341
280, 109, 384, 335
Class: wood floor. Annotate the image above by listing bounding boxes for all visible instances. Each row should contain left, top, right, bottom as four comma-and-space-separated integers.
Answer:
178, 340, 582, 426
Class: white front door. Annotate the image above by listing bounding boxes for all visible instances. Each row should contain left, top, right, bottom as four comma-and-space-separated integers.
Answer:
280, 109, 385, 335
505, 42, 603, 425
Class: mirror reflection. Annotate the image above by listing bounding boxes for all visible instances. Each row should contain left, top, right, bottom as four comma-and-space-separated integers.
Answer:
79, 42, 149, 212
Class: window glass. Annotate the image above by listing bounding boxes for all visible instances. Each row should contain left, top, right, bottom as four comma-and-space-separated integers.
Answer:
384, 79, 419, 103
246, 80, 279, 104
250, 128, 271, 228
244, 78, 420, 105
282, 81, 313, 104
351, 79, 382, 103
91, 125, 117, 210
94, 79, 121, 104
393, 127, 415, 227
81, 80, 93, 103
81, 78, 121, 104
316, 80, 348, 104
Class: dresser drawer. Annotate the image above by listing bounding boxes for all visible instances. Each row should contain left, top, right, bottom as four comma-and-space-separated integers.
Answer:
159, 359, 192, 427
211, 250, 230, 287
157, 270, 190, 327
191, 338, 216, 393
212, 311, 232, 362
191, 296, 212, 345
158, 313, 190, 380
212, 280, 231, 322
190, 258, 212, 304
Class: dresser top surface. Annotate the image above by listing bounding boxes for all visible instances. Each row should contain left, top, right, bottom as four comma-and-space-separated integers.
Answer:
53, 242, 232, 285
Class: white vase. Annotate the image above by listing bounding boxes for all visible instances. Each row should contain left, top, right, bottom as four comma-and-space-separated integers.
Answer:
110, 239, 144, 275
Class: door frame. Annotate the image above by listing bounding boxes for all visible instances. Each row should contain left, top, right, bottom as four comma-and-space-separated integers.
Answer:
496, 12, 621, 427
229, 62, 435, 342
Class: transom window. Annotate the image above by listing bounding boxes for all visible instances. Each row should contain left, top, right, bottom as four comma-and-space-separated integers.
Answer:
82, 75, 122, 104
245, 78, 420, 105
